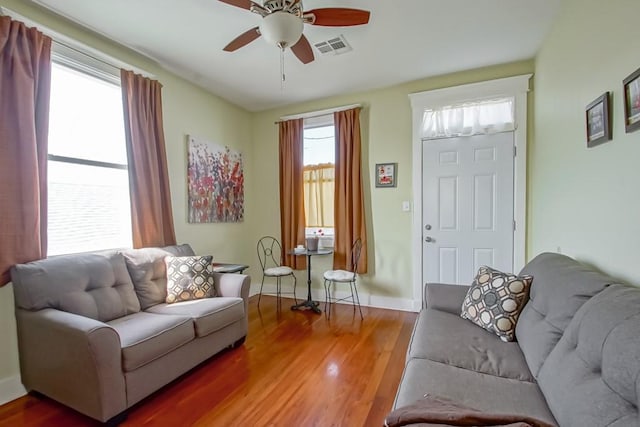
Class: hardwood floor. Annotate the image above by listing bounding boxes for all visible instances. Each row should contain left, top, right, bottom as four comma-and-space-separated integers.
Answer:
0, 296, 417, 427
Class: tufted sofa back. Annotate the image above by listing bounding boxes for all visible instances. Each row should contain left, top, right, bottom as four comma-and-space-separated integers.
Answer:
537, 284, 640, 426
515, 252, 615, 377
121, 244, 195, 309
11, 252, 140, 322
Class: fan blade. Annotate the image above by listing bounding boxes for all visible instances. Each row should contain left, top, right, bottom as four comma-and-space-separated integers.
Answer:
223, 27, 261, 52
305, 8, 370, 26
291, 35, 314, 64
218, 0, 254, 10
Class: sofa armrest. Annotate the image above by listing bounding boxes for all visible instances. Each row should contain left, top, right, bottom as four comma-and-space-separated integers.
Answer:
424, 283, 470, 315
213, 273, 250, 299
16, 308, 126, 422
213, 272, 251, 312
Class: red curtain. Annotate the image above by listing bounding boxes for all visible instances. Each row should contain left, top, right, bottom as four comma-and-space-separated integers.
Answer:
279, 119, 306, 269
334, 108, 368, 273
121, 69, 176, 248
0, 17, 51, 285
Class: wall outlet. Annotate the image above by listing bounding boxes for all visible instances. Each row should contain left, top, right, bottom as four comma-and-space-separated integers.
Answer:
402, 201, 411, 212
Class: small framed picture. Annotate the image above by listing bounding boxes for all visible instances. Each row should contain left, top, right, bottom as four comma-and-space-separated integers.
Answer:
623, 67, 640, 133
585, 92, 612, 148
375, 163, 397, 188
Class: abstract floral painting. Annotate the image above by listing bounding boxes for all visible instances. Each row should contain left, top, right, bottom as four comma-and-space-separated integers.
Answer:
187, 136, 244, 223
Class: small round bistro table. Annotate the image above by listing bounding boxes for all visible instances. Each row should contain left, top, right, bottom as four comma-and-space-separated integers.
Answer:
289, 248, 333, 314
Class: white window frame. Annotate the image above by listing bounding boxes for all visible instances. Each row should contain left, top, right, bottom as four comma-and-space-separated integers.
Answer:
47, 60, 132, 255
303, 114, 335, 246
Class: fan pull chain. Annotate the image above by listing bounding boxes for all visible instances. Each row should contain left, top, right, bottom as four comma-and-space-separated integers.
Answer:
280, 47, 286, 91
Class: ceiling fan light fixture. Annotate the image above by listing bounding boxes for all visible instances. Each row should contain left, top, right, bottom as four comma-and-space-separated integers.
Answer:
259, 11, 303, 49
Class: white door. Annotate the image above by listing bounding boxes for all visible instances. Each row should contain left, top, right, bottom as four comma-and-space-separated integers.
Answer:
422, 132, 514, 285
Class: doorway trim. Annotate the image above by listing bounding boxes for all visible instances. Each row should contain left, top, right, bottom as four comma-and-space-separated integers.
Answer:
408, 74, 532, 310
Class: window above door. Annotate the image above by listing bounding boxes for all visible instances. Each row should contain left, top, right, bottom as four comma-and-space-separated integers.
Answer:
421, 97, 515, 139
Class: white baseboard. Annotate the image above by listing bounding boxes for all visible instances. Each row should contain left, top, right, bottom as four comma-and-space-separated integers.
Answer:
0, 375, 26, 405
250, 284, 419, 313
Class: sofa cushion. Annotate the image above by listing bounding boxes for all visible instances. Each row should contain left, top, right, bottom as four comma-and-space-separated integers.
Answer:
515, 252, 614, 378
394, 358, 557, 426
146, 297, 245, 338
408, 308, 535, 383
122, 244, 195, 309
108, 312, 194, 371
461, 266, 532, 342
264, 266, 294, 276
424, 283, 470, 314
165, 255, 216, 303
537, 284, 640, 427
11, 252, 140, 322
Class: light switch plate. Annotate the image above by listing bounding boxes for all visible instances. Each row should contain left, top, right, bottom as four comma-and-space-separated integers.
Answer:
402, 201, 411, 212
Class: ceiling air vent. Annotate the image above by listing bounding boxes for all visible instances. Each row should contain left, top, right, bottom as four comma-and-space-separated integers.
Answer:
313, 35, 352, 56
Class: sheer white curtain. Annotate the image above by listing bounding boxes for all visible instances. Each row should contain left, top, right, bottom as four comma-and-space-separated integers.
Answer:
421, 97, 515, 139
303, 163, 334, 228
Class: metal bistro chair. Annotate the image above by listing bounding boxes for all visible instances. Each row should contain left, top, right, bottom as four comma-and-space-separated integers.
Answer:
257, 236, 297, 307
323, 238, 363, 319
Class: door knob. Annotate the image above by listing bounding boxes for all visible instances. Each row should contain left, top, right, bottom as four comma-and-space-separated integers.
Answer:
425, 236, 434, 243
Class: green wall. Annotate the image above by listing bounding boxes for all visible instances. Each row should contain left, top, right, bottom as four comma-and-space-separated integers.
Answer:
248, 60, 534, 304
0, 0, 252, 400
4, 0, 638, 407
0, 1, 533, 397
529, 0, 640, 284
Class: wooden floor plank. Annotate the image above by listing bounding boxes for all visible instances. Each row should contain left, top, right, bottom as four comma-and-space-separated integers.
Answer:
0, 296, 417, 427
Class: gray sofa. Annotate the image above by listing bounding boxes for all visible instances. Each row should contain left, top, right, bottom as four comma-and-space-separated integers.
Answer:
394, 252, 640, 426
10, 244, 250, 424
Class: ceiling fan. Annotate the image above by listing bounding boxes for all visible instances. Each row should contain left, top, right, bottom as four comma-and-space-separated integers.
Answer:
219, 0, 370, 64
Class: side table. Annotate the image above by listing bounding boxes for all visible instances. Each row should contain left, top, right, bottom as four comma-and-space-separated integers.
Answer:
289, 249, 333, 314
212, 263, 249, 274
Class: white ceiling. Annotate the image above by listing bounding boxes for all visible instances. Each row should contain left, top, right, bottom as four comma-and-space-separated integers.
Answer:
31, 0, 560, 112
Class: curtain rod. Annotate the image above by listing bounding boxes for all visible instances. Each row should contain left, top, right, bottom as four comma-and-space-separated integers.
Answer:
275, 103, 362, 124
0, 7, 154, 79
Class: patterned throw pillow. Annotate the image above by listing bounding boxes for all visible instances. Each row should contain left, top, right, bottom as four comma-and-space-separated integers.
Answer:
460, 266, 533, 342
164, 255, 216, 304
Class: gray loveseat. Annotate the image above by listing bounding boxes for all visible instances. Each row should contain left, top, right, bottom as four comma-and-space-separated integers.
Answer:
10, 244, 250, 424
394, 252, 640, 426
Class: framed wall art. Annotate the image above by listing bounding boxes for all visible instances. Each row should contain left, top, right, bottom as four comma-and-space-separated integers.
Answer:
585, 92, 612, 148
375, 163, 397, 188
187, 135, 244, 223
623, 66, 640, 133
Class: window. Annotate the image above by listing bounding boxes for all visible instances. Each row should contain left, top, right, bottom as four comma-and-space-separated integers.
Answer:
303, 116, 335, 245
47, 61, 132, 255
421, 97, 515, 139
